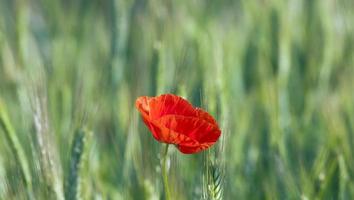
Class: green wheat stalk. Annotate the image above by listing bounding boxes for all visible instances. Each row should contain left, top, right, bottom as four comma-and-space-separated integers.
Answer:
203, 152, 224, 200
31, 88, 65, 200
208, 164, 223, 200
65, 128, 86, 200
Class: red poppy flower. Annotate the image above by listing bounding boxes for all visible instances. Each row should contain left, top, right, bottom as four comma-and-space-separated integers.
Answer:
135, 94, 221, 154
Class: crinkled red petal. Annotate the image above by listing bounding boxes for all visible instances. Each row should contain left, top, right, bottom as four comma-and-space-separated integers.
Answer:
143, 118, 198, 146
156, 115, 220, 144
148, 94, 196, 120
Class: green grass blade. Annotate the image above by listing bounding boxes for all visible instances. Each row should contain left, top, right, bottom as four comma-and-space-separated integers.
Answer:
0, 99, 33, 198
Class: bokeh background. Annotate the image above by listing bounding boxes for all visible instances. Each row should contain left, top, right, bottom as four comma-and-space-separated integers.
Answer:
0, 0, 354, 199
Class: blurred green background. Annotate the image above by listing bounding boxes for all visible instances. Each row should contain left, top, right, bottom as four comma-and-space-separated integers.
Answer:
0, 0, 354, 199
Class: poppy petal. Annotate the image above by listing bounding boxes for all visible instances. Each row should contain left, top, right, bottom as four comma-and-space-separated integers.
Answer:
177, 141, 215, 153
157, 115, 221, 144
177, 145, 207, 154
145, 119, 199, 146
136, 96, 151, 118
195, 108, 218, 125
148, 94, 196, 120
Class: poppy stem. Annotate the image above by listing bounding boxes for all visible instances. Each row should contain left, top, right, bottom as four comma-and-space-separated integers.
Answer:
162, 144, 171, 200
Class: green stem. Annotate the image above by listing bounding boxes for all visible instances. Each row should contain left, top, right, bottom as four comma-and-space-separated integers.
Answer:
162, 144, 171, 200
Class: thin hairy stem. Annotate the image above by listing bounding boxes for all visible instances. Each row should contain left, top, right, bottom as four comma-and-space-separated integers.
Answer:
162, 144, 171, 200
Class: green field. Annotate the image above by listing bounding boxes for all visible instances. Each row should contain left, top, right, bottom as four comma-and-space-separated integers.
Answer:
0, 0, 354, 199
